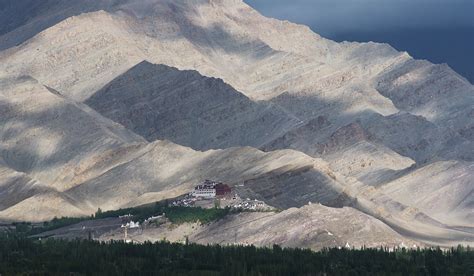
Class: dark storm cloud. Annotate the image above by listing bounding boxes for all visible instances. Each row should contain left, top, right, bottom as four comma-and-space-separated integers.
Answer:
244, 0, 474, 35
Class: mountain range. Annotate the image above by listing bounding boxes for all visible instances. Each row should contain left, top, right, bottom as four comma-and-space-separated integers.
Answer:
0, 0, 473, 248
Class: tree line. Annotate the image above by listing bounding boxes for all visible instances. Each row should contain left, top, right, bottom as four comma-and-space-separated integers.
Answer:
1, 232, 473, 275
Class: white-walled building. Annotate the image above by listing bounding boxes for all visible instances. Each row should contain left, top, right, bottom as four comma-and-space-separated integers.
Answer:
191, 180, 232, 198
192, 184, 216, 198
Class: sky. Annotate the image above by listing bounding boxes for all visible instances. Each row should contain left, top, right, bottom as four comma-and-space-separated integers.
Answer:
244, 0, 474, 83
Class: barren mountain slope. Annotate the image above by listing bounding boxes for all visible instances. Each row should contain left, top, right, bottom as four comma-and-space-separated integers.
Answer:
380, 161, 474, 226
0, 75, 350, 221
0, 76, 146, 190
0, 0, 130, 51
65, 140, 349, 214
85, 61, 299, 149
190, 204, 423, 250
0, 76, 351, 221
1, 0, 471, 165
0, 162, 50, 213
0, 139, 351, 222
82, 59, 472, 196
0, 0, 472, 245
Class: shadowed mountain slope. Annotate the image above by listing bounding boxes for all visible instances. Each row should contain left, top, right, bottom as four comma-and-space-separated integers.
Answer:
86, 61, 299, 150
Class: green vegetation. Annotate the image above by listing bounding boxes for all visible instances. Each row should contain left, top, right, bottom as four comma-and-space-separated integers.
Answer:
9, 201, 234, 236
163, 206, 231, 224
13, 216, 93, 236
95, 201, 233, 224
0, 232, 473, 275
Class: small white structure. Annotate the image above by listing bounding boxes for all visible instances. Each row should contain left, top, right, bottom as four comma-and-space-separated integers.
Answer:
129, 221, 140, 228
144, 215, 165, 225
121, 221, 140, 229
121, 221, 140, 242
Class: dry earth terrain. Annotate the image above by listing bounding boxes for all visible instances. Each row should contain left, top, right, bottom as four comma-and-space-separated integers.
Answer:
0, 0, 472, 247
